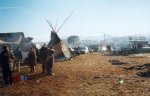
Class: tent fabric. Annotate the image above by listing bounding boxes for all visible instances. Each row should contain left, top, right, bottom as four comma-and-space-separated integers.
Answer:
48, 31, 61, 46
48, 31, 72, 61
0, 32, 24, 42
0, 32, 25, 51
0, 32, 36, 60
19, 42, 36, 52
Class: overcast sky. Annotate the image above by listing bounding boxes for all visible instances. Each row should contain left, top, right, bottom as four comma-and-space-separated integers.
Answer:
0, 0, 150, 42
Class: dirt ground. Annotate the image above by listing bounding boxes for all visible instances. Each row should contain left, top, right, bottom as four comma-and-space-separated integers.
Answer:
1, 52, 150, 96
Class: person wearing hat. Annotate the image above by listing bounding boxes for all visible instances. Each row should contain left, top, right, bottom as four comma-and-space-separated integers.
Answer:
46, 46, 55, 76
0, 45, 15, 86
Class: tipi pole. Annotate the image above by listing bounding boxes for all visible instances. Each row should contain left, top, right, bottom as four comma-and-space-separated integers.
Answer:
45, 18, 55, 31
54, 18, 59, 31
56, 12, 73, 33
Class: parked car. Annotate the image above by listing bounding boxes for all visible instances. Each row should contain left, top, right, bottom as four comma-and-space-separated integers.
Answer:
73, 46, 89, 55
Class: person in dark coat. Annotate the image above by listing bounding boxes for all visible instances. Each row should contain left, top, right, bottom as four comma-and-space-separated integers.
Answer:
40, 43, 49, 73
28, 48, 37, 72
0, 46, 15, 86
13, 47, 22, 72
46, 46, 55, 76
35, 47, 41, 64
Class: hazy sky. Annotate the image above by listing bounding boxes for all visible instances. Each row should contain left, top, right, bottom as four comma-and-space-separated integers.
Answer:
0, 0, 150, 42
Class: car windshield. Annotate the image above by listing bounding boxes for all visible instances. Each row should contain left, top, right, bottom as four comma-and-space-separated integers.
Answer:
73, 46, 87, 51
78, 47, 86, 50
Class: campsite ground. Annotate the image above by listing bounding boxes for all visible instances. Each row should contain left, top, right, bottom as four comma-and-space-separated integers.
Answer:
1, 52, 150, 96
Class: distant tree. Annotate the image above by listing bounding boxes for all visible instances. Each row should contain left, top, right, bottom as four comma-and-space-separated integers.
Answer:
67, 35, 80, 46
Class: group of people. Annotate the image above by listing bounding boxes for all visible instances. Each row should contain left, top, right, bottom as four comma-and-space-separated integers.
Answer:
0, 43, 55, 86
40, 43, 55, 75
27, 43, 55, 75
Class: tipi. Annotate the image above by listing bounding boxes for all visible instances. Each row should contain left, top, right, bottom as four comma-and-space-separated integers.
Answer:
47, 13, 73, 61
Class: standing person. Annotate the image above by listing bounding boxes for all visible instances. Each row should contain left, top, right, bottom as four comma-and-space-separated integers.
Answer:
28, 48, 37, 72
46, 46, 55, 76
13, 47, 22, 72
40, 43, 49, 73
0, 46, 15, 86
35, 47, 41, 64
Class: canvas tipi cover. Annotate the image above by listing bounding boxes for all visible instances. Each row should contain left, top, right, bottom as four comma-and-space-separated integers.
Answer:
0, 32, 24, 43
48, 31, 72, 61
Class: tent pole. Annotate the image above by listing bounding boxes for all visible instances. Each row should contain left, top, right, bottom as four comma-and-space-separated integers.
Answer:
56, 12, 73, 33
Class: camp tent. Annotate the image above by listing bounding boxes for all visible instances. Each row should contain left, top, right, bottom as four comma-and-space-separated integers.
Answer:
48, 31, 72, 61
46, 13, 73, 61
0, 32, 24, 42
0, 32, 24, 51
0, 32, 36, 60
